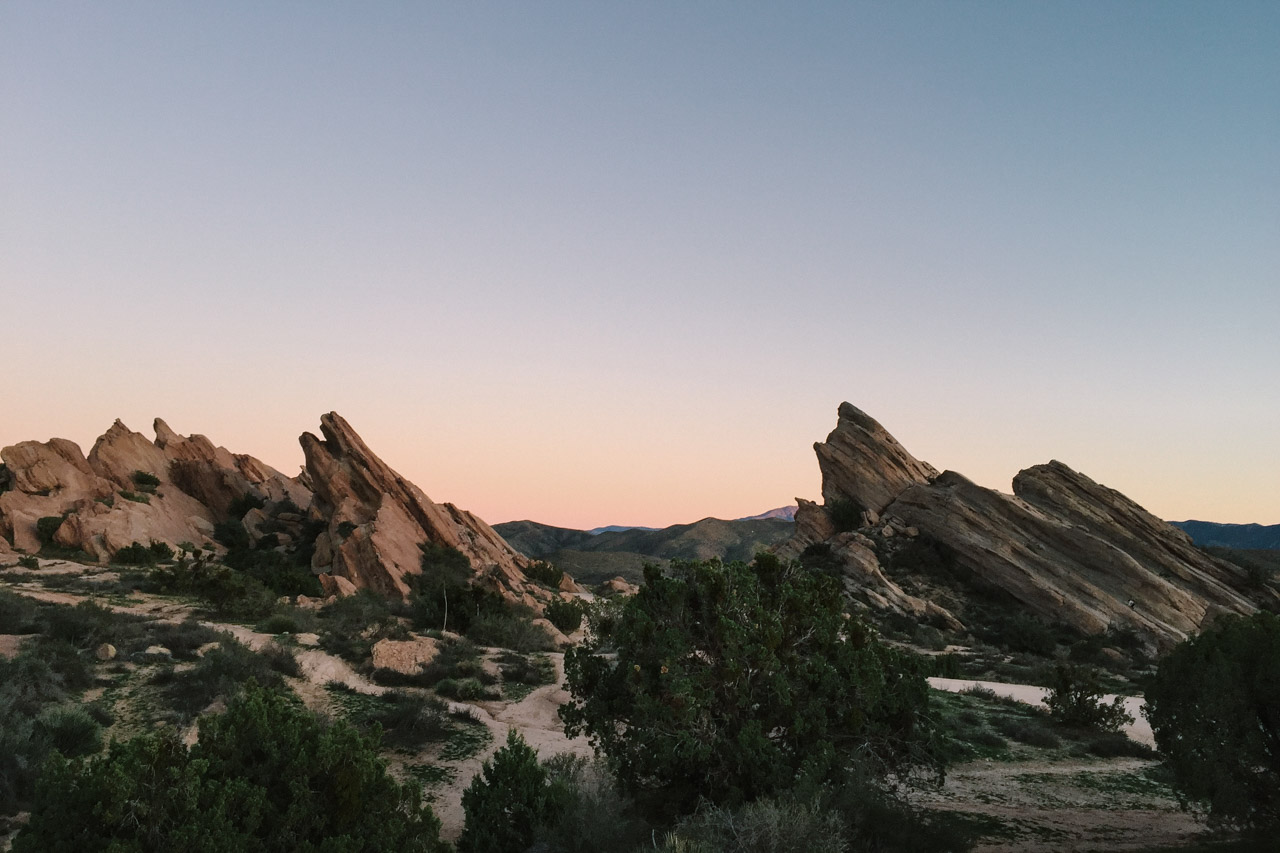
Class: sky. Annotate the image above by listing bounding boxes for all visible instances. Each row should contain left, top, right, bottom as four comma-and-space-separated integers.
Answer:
2, 2, 1277, 529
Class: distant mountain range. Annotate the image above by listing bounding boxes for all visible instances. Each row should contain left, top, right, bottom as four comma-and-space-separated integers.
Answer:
1171, 521, 1280, 550
493, 514, 795, 586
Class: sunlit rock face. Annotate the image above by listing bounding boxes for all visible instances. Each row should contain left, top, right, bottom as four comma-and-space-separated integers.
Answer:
300, 412, 557, 608
782, 402, 1262, 651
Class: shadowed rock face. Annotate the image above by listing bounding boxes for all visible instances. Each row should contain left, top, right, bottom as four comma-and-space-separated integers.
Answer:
300, 412, 550, 606
785, 403, 1260, 651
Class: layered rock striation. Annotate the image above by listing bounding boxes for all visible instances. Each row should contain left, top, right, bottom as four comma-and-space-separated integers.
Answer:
781, 403, 1262, 651
300, 412, 554, 605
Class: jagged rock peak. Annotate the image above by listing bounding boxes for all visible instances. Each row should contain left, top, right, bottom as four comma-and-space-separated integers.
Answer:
815, 402, 938, 515
300, 412, 558, 606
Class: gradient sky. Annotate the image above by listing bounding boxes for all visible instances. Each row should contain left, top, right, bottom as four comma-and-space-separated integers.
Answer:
3, 2, 1277, 529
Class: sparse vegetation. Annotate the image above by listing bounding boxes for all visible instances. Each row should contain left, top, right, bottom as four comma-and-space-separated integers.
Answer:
1044, 663, 1133, 733
130, 469, 160, 494
118, 489, 151, 504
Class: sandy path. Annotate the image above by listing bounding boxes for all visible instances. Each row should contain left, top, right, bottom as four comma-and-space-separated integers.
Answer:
928, 677, 1153, 747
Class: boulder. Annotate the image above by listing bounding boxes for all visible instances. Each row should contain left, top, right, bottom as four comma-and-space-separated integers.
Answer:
0, 439, 117, 552
95, 643, 117, 661
371, 636, 440, 675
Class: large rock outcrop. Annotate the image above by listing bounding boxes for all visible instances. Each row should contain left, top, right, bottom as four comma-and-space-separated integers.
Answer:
300, 412, 550, 605
1, 419, 311, 560
783, 403, 1261, 651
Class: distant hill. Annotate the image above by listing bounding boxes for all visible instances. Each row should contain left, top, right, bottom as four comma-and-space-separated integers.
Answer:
738, 505, 797, 522
493, 516, 795, 586
1171, 520, 1280, 550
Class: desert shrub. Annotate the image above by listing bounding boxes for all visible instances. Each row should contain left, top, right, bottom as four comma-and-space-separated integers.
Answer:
14, 683, 446, 852
1146, 611, 1280, 829
42, 599, 144, 651
130, 470, 160, 494
368, 690, 454, 749
819, 776, 978, 853
146, 618, 222, 660
118, 490, 150, 504
227, 491, 266, 520
562, 555, 940, 810
435, 677, 500, 702
526, 560, 564, 588
927, 653, 963, 678
533, 754, 649, 853
213, 518, 252, 550
414, 636, 483, 686
152, 557, 279, 620
223, 544, 322, 597
17, 555, 39, 570
0, 589, 38, 633
318, 589, 408, 662
260, 641, 301, 677
827, 497, 865, 533
0, 654, 70, 717
1081, 731, 1153, 759
35, 516, 65, 546
498, 651, 556, 687
458, 730, 566, 853
0, 705, 40, 814
0, 463, 9, 493
545, 597, 585, 634
149, 540, 175, 562
160, 638, 286, 718
666, 795, 847, 853
24, 638, 94, 691
994, 717, 1061, 749
1044, 663, 1132, 733
411, 543, 510, 635
34, 705, 102, 758
111, 541, 157, 566
887, 535, 962, 582
257, 612, 303, 635
466, 609, 556, 652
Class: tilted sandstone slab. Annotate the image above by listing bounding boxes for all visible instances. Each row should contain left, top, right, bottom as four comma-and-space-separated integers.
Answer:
786, 403, 1259, 652
301, 412, 546, 605
816, 402, 938, 514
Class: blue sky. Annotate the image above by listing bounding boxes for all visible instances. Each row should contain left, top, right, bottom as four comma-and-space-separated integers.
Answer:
3, 2, 1277, 527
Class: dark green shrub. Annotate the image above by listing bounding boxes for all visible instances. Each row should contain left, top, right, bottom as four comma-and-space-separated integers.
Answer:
1044, 663, 1132, 733
545, 597, 584, 634
370, 691, 454, 748
336, 520, 359, 540
161, 638, 286, 718
458, 730, 565, 853
994, 717, 1061, 749
42, 599, 144, 651
118, 490, 150, 504
227, 491, 265, 519
17, 555, 39, 570
0, 590, 38, 633
980, 613, 1057, 657
260, 641, 301, 677
1081, 731, 1153, 759
665, 795, 846, 853
224, 544, 323, 597
149, 540, 175, 562
498, 651, 555, 687
1146, 611, 1280, 829
827, 497, 865, 533
318, 589, 408, 662
35, 516, 64, 546
131, 470, 160, 494
466, 610, 556, 652
213, 518, 252, 550
111, 541, 157, 566
534, 754, 648, 853
35, 705, 102, 757
526, 560, 564, 588
435, 677, 500, 701
146, 619, 221, 661
14, 683, 446, 852
25, 638, 94, 691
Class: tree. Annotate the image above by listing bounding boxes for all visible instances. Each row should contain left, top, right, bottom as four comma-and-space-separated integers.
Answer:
1043, 663, 1132, 733
560, 555, 939, 810
15, 682, 445, 852
458, 729, 565, 853
1145, 612, 1280, 830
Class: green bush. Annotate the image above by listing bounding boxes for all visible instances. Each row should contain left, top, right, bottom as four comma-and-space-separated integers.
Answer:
118, 490, 150, 504
498, 651, 556, 687
0, 590, 38, 634
526, 560, 564, 588
146, 618, 222, 661
534, 754, 649, 853
979, 613, 1057, 657
35, 705, 102, 758
131, 470, 160, 494
111, 540, 160, 566
458, 730, 565, 853
562, 555, 940, 810
827, 497, 865, 533
226, 491, 265, 520
160, 638, 287, 719
35, 516, 65, 547
1146, 611, 1280, 829
545, 597, 585, 634
42, 599, 144, 651
17, 555, 39, 570
436, 677, 500, 701
369, 690, 454, 749
466, 610, 556, 652
1044, 663, 1132, 733
14, 683, 446, 852
318, 590, 408, 662
666, 795, 847, 853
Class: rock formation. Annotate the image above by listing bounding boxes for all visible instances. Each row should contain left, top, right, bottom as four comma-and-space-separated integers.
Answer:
300, 412, 552, 606
781, 403, 1262, 651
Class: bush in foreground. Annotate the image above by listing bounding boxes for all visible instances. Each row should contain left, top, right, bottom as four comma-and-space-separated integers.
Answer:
1146, 612, 1280, 829
15, 682, 445, 852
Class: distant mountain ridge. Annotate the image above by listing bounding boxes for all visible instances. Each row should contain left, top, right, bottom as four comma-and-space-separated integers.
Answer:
493, 515, 795, 586
1170, 520, 1280, 550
